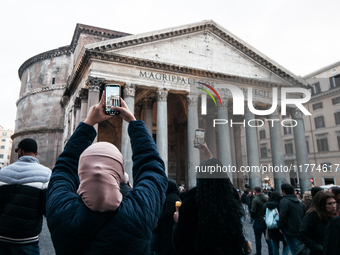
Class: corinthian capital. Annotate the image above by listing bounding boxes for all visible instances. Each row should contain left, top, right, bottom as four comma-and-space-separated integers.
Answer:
186, 94, 198, 107
86, 76, 105, 92
123, 83, 137, 98
267, 109, 279, 119
143, 98, 154, 109
79, 88, 88, 100
156, 88, 168, 102
218, 98, 229, 110
290, 108, 303, 119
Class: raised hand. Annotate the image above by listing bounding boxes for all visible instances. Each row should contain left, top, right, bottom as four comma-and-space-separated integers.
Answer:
111, 98, 136, 123
84, 92, 113, 126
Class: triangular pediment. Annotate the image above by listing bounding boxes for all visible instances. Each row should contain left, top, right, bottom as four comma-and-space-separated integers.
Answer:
85, 20, 306, 87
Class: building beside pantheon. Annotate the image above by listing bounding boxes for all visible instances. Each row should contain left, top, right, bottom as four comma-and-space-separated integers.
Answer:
12, 20, 313, 192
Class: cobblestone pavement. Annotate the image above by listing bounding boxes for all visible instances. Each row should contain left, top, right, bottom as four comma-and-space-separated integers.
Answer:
39, 217, 55, 255
39, 216, 290, 255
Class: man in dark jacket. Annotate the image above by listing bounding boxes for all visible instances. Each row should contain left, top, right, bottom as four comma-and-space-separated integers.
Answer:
46, 94, 168, 255
278, 183, 304, 255
0, 138, 51, 254
251, 186, 273, 255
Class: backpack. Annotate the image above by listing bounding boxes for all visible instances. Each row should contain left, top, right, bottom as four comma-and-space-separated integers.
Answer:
265, 208, 279, 229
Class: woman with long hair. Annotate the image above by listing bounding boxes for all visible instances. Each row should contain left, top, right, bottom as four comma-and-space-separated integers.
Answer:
299, 191, 339, 255
172, 143, 249, 255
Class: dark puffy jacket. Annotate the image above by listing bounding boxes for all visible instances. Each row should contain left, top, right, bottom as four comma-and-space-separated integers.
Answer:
250, 193, 267, 222
46, 121, 168, 255
278, 194, 303, 237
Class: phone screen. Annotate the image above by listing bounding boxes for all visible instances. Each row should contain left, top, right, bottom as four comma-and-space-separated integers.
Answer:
105, 85, 121, 115
195, 129, 205, 147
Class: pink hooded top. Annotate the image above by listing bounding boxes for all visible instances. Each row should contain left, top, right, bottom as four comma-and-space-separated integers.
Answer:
77, 142, 124, 212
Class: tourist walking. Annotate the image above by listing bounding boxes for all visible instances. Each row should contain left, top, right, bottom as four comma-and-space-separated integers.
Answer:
0, 138, 51, 254
278, 184, 304, 255
251, 187, 273, 255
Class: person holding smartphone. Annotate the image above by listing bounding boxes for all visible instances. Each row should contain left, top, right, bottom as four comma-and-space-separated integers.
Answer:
46, 92, 168, 255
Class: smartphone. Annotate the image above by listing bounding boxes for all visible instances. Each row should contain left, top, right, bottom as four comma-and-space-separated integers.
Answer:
194, 128, 205, 148
105, 84, 121, 115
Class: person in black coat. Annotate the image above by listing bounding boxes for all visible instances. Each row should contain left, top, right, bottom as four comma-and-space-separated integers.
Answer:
323, 215, 340, 255
154, 179, 181, 255
172, 143, 248, 255
299, 191, 339, 255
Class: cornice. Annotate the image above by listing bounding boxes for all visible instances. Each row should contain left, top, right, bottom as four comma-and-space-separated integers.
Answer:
69, 23, 131, 53
64, 50, 289, 98
18, 47, 71, 79
16, 85, 66, 106
308, 87, 340, 102
303, 61, 340, 79
18, 24, 130, 80
87, 21, 306, 87
11, 127, 64, 139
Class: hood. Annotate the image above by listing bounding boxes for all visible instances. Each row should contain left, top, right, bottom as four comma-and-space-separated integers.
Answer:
257, 193, 267, 203
283, 194, 300, 203
166, 179, 180, 196
266, 201, 279, 209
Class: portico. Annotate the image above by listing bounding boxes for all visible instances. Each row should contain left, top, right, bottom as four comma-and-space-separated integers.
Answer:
59, 20, 311, 192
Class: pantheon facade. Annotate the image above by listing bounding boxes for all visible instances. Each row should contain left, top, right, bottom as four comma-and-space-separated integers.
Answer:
12, 20, 311, 192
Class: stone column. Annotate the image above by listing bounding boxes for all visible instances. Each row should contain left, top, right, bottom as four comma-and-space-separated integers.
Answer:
143, 98, 154, 136
206, 115, 217, 157
217, 99, 233, 181
245, 107, 262, 189
74, 97, 81, 128
187, 94, 200, 189
291, 108, 311, 194
156, 89, 168, 175
79, 89, 88, 123
121, 83, 136, 185
233, 124, 245, 190
268, 110, 289, 191
87, 77, 103, 142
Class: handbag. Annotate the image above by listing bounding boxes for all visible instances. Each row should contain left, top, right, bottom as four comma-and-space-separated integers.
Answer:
296, 242, 311, 255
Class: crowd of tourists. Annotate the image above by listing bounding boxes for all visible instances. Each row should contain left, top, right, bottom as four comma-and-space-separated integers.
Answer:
241, 184, 340, 255
0, 92, 339, 255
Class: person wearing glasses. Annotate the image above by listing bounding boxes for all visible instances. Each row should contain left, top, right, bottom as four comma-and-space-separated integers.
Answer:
299, 191, 339, 255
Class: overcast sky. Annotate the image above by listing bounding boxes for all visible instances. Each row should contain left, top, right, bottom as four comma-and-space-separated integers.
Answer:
1, 0, 339, 131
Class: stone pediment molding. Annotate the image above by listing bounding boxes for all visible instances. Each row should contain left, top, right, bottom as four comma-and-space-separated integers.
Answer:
86, 20, 306, 88
69, 23, 131, 53
16, 85, 66, 106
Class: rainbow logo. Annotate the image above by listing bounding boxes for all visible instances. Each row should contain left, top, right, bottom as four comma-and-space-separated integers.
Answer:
197, 82, 222, 106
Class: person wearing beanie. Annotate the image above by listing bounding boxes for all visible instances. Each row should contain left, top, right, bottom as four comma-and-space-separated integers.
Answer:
46, 92, 168, 254
0, 138, 51, 254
